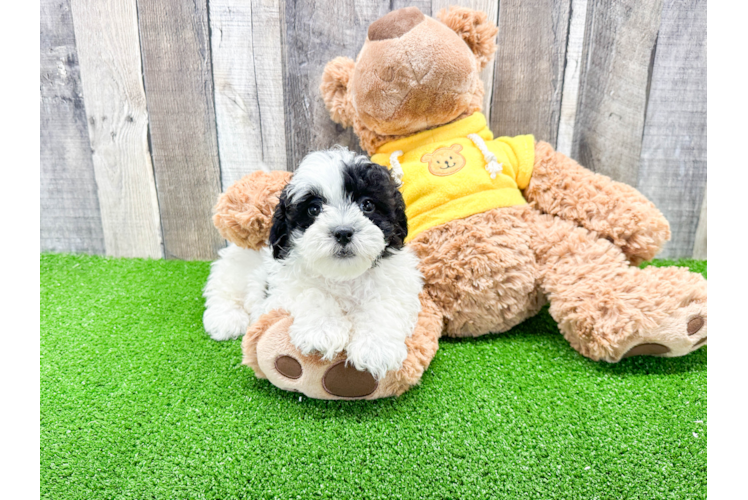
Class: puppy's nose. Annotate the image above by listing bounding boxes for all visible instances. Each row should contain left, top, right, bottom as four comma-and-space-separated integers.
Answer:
333, 227, 354, 246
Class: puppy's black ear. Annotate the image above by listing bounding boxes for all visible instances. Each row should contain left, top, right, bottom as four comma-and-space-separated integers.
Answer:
268, 188, 290, 259
392, 185, 408, 248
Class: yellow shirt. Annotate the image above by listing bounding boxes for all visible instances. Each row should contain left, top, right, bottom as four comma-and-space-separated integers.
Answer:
371, 112, 535, 242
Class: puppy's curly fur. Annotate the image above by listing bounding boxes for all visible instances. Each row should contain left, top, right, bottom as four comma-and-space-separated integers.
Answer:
206, 148, 423, 380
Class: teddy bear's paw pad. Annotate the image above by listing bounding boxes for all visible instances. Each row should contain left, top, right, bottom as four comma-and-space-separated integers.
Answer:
618, 304, 707, 361
687, 315, 705, 336
274, 355, 303, 379
622, 343, 671, 359
322, 360, 378, 398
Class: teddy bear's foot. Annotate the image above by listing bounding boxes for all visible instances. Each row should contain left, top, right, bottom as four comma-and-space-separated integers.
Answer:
534, 213, 708, 363
617, 302, 707, 361
552, 268, 708, 364
557, 293, 708, 364
256, 315, 380, 399
241, 302, 442, 399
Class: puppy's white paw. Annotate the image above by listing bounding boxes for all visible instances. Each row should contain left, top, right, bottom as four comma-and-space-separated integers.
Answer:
289, 317, 351, 361
345, 334, 407, 381
203, 304, 250, 341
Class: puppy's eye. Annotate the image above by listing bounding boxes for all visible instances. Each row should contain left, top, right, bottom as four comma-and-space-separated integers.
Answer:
359, 199, 375, 214
308, 205, 321, 217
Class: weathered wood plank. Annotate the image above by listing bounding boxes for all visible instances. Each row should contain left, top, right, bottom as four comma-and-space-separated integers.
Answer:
432, 0, 498, 119
137, 0, 224, 260
70, 0, 163, 258
636, 0, 707, 258
571, 0, 664, 185
209, 0, 288, 187
282, 0, 394, 169
556, 0, 589, 156
695, 209, 708, 261
693, 96, 721, 258
706, 190, 721, 278
394, 0, 431, 13
40, 0, 104, 254
489, 0, 571, 146
706, 96, 721, 181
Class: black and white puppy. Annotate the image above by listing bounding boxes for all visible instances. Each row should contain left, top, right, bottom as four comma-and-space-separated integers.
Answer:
203, 148, 423, 379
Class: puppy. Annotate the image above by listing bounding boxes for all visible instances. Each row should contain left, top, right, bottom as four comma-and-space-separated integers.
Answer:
203, 148, 423, 380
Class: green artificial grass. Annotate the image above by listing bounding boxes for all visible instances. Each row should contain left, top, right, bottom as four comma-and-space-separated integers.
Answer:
41, 254, 706, 499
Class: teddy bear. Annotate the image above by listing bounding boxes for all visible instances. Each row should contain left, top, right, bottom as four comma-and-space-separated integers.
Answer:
208, 6, 707, 400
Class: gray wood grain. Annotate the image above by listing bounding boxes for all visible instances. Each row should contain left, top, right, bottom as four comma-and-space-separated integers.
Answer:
282, 0, 393, 169
571, 0, 664, 185
692, 184, 706, 259
395, 0, 431, 13
489, 0, 571, 146
137, 0, 224, 260
431, 0, 497, 119
556, 0, 589, 156
636, 0, 707, 259
209, 0, 288, 187
71, 0, 163, 258
40, 0, 104, 254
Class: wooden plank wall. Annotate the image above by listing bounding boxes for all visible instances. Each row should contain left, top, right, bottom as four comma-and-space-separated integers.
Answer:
40, 0, 707, 260
636, 0, 707, 258
40, 0, 105, 254
71, 0, 163, 258
490, 0, 571, 145
209, 0, 288, 186
137, 0, 225, 260
572, 0, 664, 186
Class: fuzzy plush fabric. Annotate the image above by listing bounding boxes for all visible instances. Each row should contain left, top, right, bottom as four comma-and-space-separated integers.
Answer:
319, 56, 355, 128
213, 170, 292, 250
525, 210, 707, 361
368, 5, 425, 41
212, 5, 708, 399
526, 142, 671, 265
436, 6, 498, 69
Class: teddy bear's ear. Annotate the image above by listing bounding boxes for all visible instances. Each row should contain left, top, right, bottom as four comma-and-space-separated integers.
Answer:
437, 6, 498, 70
320, 56, 356, 127
420, 152, 433, 162
450, 144, 463, 152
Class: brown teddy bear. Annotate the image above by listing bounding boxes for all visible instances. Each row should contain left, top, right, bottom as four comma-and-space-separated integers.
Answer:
211, 6, 707, 400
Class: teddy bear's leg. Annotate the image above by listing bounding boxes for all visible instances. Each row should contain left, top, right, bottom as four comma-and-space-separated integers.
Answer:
525, 142, 672, 265
409, 206, 546, 338
529, 212, 707, 362
242, 298, 443, 399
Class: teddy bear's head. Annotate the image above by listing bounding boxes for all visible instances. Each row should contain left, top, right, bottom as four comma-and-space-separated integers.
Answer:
320, 6, 498, 155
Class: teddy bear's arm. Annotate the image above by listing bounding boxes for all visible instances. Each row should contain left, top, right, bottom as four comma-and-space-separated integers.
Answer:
213, 170, 292, 250
524, 142, 671, 264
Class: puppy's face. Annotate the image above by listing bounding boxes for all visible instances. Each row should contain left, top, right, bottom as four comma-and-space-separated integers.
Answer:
269, 148, 407, 280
